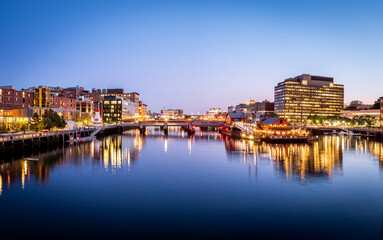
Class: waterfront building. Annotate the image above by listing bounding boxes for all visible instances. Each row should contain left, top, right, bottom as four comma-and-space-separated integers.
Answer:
224, 112, 251, 126
259, 117, 290, 130
102, 96, 135, 123
249, 100, 274, 115
234, 103, 248, 113
34, 87, 51, 108
0, 86, 34, 108
161, 109, 184, 119
63, 85, 85, 99
34, 87, 75, 110
138, 101, 148, 118
76, 96, 94, 114
380, 97, 383, 126
340, 109, 380, 119
347, 100, 372, 110
22, 86, 65, 96
82, 90, 140, 115
0, 107, 76, 127
206, 108, 222, 118
274, 74, 344, 124
107, 88, 124, 94
50, 94, 76, 110
228, 100, 274, 115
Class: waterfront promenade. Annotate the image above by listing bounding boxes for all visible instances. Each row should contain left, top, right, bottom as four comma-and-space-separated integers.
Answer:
0, 127, 96, 143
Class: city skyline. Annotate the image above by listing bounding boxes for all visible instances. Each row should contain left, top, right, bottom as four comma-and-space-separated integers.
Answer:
1, 0, 382, 113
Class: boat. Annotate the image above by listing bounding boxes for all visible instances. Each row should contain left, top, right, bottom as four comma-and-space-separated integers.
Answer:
67, 136, 95, 143
24, 158, 39, 161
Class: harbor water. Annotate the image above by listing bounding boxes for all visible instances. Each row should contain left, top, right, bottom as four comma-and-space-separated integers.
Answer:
1, 128, 383, 239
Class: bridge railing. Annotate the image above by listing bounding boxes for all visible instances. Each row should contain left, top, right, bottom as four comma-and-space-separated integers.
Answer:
234, 122, 255, 133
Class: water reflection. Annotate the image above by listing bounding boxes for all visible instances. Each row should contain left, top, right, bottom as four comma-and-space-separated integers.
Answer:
225, 136, 343, 182
1, 129, 383, 195
101, 131, 144, 173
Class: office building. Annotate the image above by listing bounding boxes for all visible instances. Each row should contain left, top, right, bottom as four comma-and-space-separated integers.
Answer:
274, 74, 344, 124
82, 90, 140, 115
102, 96, 135, 123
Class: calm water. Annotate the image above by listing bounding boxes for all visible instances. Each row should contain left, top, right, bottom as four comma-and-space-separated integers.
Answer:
1, 128, 383, 239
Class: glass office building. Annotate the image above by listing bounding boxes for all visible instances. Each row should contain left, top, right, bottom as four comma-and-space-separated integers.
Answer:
274, 74, 344, 124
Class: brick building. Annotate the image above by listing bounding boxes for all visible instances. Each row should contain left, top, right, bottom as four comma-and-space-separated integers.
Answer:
63, 86, 84, 99
50, 95, 76, 110
0, 86, 34, 109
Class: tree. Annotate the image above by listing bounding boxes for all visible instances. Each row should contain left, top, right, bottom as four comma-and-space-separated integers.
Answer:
0, 124, 9, 133
30, 113, 42, 131
11, 119, 28, 132
20, 122, 28, 132
59, 116, 66, 128
42, 109, 66, 130
73, 111, 81, 123
81, 112, 92, 125
371, 102, 380, 109
36, 121, 46, 132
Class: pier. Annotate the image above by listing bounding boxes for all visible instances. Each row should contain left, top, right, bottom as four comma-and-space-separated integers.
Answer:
0, 120, 225, 156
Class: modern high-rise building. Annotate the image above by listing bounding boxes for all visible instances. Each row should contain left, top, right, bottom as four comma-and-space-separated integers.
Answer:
274, 74, 344, 124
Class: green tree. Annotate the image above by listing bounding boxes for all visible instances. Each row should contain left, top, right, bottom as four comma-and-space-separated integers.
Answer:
11, 119, 28, 132
20, 122, 28, 132
36, 121, 46, 132
0, 124, 9, 133
81, 112, 92, 125
30, 113, 41, 131
73, 111, 81, 122
42, 109, 66, 130
30, 113, 47, 132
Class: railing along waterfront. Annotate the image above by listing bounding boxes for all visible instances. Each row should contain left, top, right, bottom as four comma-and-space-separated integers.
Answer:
0, 127, 96, 143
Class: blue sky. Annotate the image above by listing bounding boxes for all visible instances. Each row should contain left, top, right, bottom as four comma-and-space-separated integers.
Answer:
0, 0, 382, 113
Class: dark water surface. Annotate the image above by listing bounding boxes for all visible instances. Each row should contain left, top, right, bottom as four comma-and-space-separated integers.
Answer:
1, 129, 383, 239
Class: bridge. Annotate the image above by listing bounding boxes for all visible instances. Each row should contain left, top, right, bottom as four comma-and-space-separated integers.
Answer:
111, 120, 225, 134
118, 120, 224, 127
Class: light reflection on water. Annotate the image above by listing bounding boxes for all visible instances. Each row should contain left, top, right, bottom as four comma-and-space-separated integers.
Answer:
1, 128, 383, 239
0, 129, 382, 194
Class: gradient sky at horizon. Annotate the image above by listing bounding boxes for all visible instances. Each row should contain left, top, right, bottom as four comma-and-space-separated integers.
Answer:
0, 0, 382, 113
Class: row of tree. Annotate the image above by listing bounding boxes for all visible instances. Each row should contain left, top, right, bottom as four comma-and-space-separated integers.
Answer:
72, 111, 92, 125
0, 109, 67, 133
0, 110, 94, 133
307, 114, 379, 128
30, 109, 67, 131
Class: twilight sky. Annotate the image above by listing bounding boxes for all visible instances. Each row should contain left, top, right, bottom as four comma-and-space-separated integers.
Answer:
0, 0, 382, 113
